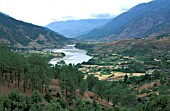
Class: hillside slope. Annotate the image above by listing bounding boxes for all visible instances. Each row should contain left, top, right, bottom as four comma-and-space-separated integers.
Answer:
0, 12, 71, 48
46, 19, 111, 38
78, 0, 170, 41
76, 33, 170, 73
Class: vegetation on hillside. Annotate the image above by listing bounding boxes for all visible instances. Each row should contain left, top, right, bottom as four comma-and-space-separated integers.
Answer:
0, 12, 71, 49
0, 34, 170, 110
76, 35, 170, 75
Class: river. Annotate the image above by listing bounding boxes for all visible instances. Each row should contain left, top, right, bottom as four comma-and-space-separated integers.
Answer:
44, 45, 92, 65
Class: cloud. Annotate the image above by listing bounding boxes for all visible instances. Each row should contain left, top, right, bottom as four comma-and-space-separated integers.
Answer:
51, 16, 76, 22
120, 7, 130, 12
90, 13, 115, 19
0, 0, 152, 26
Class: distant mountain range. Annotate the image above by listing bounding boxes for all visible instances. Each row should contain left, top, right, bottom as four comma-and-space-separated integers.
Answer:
0, 12, 71, 48
1, 0, 169, 46
46, 19, 111, 38
78, 0, 170, 41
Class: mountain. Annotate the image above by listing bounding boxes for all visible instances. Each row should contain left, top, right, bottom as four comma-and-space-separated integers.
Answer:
46, 19, 111, 38
0, 12, 71, 48
78, 0, 170, 41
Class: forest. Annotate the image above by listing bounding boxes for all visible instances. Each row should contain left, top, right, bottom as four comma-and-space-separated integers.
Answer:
0, 41, 170, 111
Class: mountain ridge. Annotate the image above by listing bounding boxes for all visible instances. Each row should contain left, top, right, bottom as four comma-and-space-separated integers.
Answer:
46, 19, 111, 38
0, 12, 71, 48
78, 0, 170, 41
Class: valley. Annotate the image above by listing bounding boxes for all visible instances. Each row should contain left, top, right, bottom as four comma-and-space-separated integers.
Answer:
0, 35, 169, 110
46, 19, 111, 38
76, 36, 170, 81
0, 0, 170, 110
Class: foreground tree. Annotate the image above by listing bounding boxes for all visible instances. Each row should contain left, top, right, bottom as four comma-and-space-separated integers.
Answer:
86, 75, 99, 91
31, 90, 43, 104
27, 54, 51, 92
79, 80, 88, 98
2, 89, 27, 111
139, 95, 170, 111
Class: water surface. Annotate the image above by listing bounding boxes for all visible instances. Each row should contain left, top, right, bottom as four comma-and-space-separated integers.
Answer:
44, 45, 92, 65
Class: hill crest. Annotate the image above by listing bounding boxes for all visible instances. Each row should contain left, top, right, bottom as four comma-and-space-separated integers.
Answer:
0, 12, 71, 48
78, 0, 170, 41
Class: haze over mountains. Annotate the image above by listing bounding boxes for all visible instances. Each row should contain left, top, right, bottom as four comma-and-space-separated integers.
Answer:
78, 0, 170, 41
0, 0, 169, 47
46, 19, 111, 38
0, 12, 71, 48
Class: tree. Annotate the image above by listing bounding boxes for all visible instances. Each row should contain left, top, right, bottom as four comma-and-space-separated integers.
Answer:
86, 75, 99, 91
53, 64, 61, 79
0, 45, 11, 86
27, 54, 51, 92
111, 84, 137, 107
31, 90, 43, 103
92, 100, 101, 111
104, 88, 112, 104
11, 53, 25, 88
142, 95, 170, 111
124, 74, 128, 82
79, 80, 88, 98
94, 81, 107, 99
44, 92, 53, 103
58, 65, 84, 99
2, 89, 27, 111
152, 70, 161, 79
48, 101, 63, 111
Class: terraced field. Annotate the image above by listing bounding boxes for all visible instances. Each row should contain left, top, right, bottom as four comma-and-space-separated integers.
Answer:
76, 34, 170, 81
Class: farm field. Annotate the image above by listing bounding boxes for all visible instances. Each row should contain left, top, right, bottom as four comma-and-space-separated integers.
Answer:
76, 35, 170, 81
78, 54, 146, 81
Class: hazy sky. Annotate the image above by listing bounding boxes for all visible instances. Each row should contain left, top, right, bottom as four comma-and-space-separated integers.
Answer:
0, 0, 152, 26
